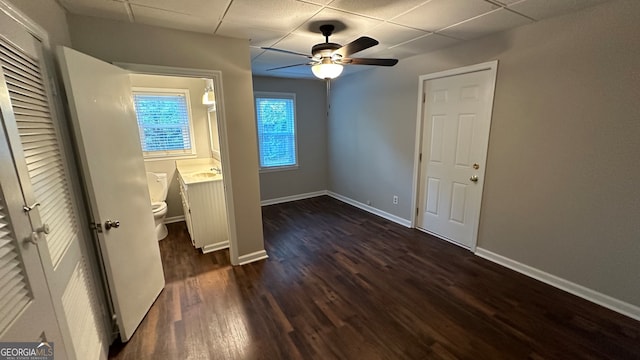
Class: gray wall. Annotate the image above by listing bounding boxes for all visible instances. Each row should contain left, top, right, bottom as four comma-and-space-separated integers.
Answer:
329, 0, 640, 308
67, 14, 265, 259
252, 76, 328, 201
130, 74, 211, 219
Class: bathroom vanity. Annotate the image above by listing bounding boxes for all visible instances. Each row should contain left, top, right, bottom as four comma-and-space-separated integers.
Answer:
176, 159, 228, 253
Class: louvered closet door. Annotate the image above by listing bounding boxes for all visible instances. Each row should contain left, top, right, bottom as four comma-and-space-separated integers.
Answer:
0, 68, 61, 346
0, 9, 109, 360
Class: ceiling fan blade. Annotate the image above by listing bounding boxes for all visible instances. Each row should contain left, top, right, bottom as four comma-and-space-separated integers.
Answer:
333, 36, 378, 57
266, 63, 311, 71
261, 47, 312, 58
340, 58, 399, 66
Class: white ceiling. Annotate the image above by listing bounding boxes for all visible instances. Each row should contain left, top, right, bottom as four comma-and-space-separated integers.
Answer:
58, 0, 610, 79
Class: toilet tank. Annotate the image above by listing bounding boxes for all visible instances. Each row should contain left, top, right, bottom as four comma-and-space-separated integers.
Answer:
146, 172, 168, 203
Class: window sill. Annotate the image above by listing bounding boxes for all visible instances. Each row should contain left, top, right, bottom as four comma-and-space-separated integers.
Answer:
143, 154, 197, 162
259, 165, 299, 173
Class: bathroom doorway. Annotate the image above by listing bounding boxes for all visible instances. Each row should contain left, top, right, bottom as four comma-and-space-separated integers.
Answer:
119, 64, 237, 261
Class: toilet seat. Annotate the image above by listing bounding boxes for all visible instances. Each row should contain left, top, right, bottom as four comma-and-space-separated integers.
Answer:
151, 201, 167, 214
147, 172, 169, 241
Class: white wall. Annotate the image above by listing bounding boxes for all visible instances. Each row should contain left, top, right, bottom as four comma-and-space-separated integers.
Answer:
67, 14, 265, 259
130, 74, 211, 219
329, 0, 640, 309
252, 76, 328, 201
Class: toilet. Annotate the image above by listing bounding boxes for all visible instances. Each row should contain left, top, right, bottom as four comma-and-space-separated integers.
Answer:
146, 172, 168, 241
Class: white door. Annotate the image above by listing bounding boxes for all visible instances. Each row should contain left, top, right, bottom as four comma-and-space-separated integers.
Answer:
417, 66, 496, 249
0, 99, 62, 350
57, 46, 165, 341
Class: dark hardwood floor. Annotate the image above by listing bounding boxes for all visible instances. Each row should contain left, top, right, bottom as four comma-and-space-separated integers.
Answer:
109, 196, 640, 360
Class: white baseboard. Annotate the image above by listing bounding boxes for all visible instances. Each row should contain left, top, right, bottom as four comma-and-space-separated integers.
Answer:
260, 190, 411, 228
475, 247, 640, 321
327, 191, 411, 228
164, 215, 185, 224
237, 250, 269, 266
261, 190, 328, 206
202, 241, 229, 254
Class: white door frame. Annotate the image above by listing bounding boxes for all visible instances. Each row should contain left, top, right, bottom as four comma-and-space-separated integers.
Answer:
114, 63, 239, 263
410, 60, 499, 251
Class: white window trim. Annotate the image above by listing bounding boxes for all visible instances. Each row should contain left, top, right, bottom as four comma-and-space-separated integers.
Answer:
132, 87, 197, 160
254, 91, 299, 172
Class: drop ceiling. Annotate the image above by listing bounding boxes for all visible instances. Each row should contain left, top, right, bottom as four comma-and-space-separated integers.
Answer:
58, 0, 609, 79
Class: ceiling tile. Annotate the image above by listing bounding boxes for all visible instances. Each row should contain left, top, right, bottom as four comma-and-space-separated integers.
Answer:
60, 0, 613, 80
216, 22, 288, 47
356, 22, 428, 57
391, 0, 500, 32
270, 32, 322, 55
129, 0, 230, 20
508, 0, 609, 21
130, 4, 217, 34
59, 0, 131, 21
386, 33, 461, 57
328, 0, 431, 20
293, 8, 383, 44
222, 0, 322, 33
439, 8, 533, 40
363, 22, 429, 47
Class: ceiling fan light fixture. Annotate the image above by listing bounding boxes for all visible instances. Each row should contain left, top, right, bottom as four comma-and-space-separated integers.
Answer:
312, 62, 343, 80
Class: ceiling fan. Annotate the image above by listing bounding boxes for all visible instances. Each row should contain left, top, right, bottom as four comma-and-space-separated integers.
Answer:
262, 24, 398, 79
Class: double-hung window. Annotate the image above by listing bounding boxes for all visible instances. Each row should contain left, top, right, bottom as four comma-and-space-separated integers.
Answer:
254, 92, 298, 171
132, 87, 196, 159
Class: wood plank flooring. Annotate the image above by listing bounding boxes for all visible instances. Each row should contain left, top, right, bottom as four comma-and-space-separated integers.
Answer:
109, 196, 640, 359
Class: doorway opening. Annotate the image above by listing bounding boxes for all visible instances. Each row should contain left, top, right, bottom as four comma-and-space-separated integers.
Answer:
119, 64, 237, 260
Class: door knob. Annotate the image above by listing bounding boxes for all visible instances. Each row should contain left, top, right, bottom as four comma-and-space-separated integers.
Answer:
470, 175, 479, 183
28, 223, 50, 244
23, 202, 41, 212
105, 220, 120, 230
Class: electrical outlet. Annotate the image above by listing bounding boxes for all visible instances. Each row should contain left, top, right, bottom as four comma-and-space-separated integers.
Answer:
393, 195, 398, 205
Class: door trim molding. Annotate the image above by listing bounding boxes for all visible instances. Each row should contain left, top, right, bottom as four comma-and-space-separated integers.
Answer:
410, 60, 499, 251
0, 1, 49, 44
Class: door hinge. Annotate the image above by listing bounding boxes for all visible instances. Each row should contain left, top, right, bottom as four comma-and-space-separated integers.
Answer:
419, 153, 422, 162
49, 77, 58, 97
416, 207, 419, 216
90, 222, 103, 233
422, 93, 426, 103
110, 313, 119, 337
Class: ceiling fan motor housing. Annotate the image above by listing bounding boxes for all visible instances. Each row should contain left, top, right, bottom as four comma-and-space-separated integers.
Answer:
312, 42, 341, 60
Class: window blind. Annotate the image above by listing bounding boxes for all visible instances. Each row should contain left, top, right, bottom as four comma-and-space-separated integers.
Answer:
133, 92, 192, 155
255, 96, 297, 168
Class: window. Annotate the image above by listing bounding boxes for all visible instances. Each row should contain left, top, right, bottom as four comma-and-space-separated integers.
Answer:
132, 87, 196, 159
254, 92, 297, 170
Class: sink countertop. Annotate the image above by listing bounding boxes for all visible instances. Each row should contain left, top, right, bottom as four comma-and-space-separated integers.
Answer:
176, 158, 223, 184
179, 170, 222, 185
